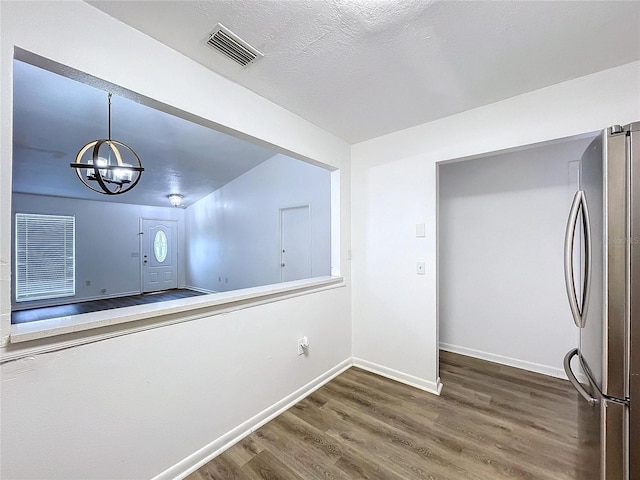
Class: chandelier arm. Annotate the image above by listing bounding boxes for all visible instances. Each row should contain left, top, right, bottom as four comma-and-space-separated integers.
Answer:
71, 140, 106, 194
125, 165, 144, 191
92, 140, 113, 194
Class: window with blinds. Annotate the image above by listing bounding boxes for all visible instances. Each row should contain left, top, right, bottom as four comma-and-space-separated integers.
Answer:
15, 213, 75, 302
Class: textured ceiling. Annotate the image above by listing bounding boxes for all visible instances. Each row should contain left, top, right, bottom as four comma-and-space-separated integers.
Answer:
88, 0, 640, 143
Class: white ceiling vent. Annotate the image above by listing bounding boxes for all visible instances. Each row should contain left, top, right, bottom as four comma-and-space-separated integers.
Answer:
206, 24, 263, 67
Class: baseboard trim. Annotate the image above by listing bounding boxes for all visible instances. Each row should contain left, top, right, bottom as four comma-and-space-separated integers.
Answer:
153, 356, 445, 479
183, 285, 217, 294
352, 357, 442, 395
439, 342, 578, 381
152, 358, 352, 480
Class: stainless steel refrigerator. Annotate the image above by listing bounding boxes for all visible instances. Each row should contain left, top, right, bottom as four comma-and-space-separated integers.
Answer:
563, 122, 639, 480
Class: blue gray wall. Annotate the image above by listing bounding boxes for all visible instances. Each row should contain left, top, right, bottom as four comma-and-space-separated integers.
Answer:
185, 154, 332, 291
11, 193, 186, 309
12, 153, 332, 308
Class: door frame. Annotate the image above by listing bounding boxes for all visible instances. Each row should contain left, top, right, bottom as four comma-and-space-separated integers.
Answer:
434, 129, 600, 387
279, 204, 312, 283
139, 217, 180, 293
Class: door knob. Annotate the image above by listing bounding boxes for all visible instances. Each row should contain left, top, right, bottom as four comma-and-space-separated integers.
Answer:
281, 263, 285, 267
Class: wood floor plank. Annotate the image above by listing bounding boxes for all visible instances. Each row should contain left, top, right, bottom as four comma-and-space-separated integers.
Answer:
223, 437, 264, 468
270, 411, 343, 462
326, 389, 554, 480
322, 399, 477, 480
187, 455, 249, 480
320, 381, 438, 440
251, 413, 351, 479
333, 372, 441, 423
288, 397, 337, 433
334, 444, 408, 480
244, 450, 304, 480
252, 419, 349, 480
431, 400, 579, 467
438, 369, 578, 442
189, 352, 588, 480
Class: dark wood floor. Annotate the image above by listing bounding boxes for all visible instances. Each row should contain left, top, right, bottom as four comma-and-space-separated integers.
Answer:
11, 288, 205, 324
187, 351, 595, 480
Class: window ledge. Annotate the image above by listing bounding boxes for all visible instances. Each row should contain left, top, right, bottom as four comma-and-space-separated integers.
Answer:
5, 276, 344, 359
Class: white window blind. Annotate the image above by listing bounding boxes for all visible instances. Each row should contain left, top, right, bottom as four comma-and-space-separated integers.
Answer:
15, 213, 75, 302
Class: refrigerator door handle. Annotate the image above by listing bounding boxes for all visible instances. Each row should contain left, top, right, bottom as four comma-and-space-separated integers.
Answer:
564, 190, 588, 328
580, 192, 592, 322
564, 348, 597, 405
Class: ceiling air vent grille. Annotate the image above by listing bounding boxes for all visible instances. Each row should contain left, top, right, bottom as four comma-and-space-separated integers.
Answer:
206, 24, 263, 67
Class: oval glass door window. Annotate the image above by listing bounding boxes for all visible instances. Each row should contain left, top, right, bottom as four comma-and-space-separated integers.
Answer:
153, 230, 168, 263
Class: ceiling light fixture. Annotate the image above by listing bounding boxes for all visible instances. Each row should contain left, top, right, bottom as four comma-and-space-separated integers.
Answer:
70, 92, 143, 195
168, 194, 183, 207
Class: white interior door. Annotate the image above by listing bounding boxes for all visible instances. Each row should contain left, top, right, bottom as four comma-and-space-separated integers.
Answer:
280, 206, 312, 282
141, 219, 178, 293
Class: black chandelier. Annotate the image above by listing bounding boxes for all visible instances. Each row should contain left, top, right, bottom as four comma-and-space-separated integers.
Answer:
70, 93, 143, 195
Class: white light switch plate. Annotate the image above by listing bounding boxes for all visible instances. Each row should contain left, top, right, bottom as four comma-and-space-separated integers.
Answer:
416, 223, 426, 237
298, 336, 308, 356
417, 261, 425, 274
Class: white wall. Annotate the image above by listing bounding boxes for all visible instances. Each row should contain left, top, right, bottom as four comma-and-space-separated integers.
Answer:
1, 288, 350, 479
185, 154, 331, 292
0, 2, 351, 479
438, 137, 594, 377
11, 193, 186, 309
351, 61, 640, 390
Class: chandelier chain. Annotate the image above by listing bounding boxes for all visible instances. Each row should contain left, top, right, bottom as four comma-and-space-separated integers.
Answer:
108, 92, 112, 141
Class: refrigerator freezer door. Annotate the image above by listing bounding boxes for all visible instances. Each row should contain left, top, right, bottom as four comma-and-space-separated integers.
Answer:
565, 347, 624, 480
586, 396, 628, 480
601, 399, 628, 480
564, 348, 598, 479
575, 379, 601, 480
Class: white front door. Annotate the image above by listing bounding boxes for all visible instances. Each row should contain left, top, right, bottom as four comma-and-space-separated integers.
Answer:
141, 219, 178, 293
280, 205, 312, 282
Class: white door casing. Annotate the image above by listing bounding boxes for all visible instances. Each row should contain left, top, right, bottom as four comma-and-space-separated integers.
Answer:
280, 205, 312, 282
141, 218, 178, 293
